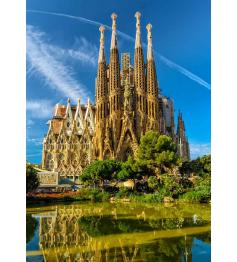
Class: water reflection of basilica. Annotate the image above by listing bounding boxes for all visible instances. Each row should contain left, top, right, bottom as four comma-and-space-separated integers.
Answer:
27, 204, 211, 261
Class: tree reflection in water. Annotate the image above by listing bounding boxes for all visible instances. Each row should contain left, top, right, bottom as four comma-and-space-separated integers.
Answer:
26, 202, 211, 261
26, 214, 38, 244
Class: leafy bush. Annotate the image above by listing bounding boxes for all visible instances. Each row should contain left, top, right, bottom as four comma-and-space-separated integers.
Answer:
88, 189, 110, 202
115, 187, 133, 199
148, 176, 159, 190
179, 175, 211, 202
26, 164, 39, 193
159, 174, 183, 198
180, 154, 211, 176
130, 193, 164, 203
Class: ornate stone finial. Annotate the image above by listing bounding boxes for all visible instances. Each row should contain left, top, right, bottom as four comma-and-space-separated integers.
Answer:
135, 12, 142, 48
98, 25, 105, 63
67, 98, 71, 104
146, 23, 152, 32
77, 98, 80, 104
99, 25, 105, 33
110, 13, 118, 49
146, 23, 153, 60
111, 13, 117, 28
135, 11, 141, 27
99, 25, 105, 43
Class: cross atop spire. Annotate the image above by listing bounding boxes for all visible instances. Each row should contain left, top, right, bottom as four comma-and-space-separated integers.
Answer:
110, 13, 118, 49
98, 25, 105, 63
146, 23, 154, 60
135, 11, 142, 48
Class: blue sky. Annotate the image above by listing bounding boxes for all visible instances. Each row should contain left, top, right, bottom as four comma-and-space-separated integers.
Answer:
26, 0, 211, 163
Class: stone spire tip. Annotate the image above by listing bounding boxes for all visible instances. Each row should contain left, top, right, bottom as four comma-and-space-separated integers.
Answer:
135, 11, 141, 19
135, 12, 142, 48
98, 25, 105, 63
110, 12, 118, 49
146, 23, 152, 31
111, 13, 117, 20
146, 23, 153, 60
99, 25, 105, 33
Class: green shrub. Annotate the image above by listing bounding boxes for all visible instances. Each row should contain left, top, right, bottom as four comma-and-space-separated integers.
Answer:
159, 174, 183, 198
147, 176, 159, 190
115, 187, 133, 199
130, 193, 164, 203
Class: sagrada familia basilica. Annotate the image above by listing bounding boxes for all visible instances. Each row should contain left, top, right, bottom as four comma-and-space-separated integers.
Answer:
41, 12, 190, 181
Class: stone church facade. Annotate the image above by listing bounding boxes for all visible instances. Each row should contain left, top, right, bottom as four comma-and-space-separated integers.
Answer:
42, 12, 190, 181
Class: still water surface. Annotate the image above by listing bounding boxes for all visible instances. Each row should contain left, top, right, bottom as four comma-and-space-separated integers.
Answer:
26, 202, 211, 261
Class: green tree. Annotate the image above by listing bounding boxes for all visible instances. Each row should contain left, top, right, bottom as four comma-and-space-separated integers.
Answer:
26, 215, 38, 243
180, 154, 211, 177
117, 156, 142, 190
26, 164, 39, 193
138, 131, 180, 174
159, 174, 183, 198
80, 160, 121, 189
148, 176, 159, 190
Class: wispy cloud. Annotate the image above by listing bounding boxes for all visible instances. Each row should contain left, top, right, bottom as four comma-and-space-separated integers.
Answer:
48, 37, 98, 67
26, 99, 54, 119
26, 9, 211, 90
69, 37, 98, 66
26, 25, 92, 102
190, 143, 211, 159
27, 137, 43, 146
157, 54, 211, 90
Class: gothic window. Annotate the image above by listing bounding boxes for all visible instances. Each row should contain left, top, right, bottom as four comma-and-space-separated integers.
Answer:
67, 122, 70, 128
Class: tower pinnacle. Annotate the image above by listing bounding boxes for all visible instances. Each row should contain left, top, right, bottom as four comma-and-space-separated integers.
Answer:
98, 25, 105, 63
110, 13, 118, 49
135, 11, 142, 48
146, 23, 153, 60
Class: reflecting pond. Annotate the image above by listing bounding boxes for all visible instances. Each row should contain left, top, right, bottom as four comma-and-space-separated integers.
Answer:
26, 202, 211, 261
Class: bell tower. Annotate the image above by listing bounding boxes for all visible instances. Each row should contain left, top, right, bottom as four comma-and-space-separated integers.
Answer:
146, 23, 159, 130
134, 12, 147, 138
108, 13, 122, 152
94, 25, 108, 159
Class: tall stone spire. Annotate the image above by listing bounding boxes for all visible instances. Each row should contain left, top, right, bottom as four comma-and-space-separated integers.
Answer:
146, 23, 159, 130
134, 12, 146, 137
108, 12, 121, 152
135, 11, 142, 48
109, 12, 120, 95
146, 23, 154, 61
110, 13, 118, 49
177, 112, 190, 161
95, 25, 109, 159
98, 25, 105, 63
96, 25, 108, 111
